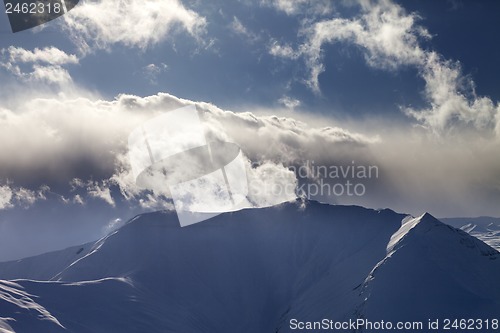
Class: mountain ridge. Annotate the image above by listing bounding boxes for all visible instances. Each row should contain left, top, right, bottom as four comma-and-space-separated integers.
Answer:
1, 200, 499, 333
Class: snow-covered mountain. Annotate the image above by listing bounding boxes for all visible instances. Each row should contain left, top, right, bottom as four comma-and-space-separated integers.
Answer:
1, 200, 499, 333
360, 213, 500, 326
442, 217, 500, 251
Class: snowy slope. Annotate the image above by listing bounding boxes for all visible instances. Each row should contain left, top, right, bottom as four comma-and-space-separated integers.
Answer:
0, 200, 499, 333
359, 213, 500, 331
442, 217, 500, 251
0, 242, 94, 281
0, 280, 65, 333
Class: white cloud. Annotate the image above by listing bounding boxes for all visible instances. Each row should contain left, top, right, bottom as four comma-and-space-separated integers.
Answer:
136, 192, 173, 211
0, 85, 375, 211
0, 46, 78, 85
141, 63, 168, 84
0, 184, 48, 210
271, 0, 428, 92
87, 181, 115, 207
72, 194, 85, 205
405, 52, 499, 134
0, 185, 13, 210
4, 46, 79, 65
0, 86, 498, 217
269, 41, 300, 59
96, 95, 500, 218
13, 187, 39, 207
108, 93, 373, 210
496, 107, 500, 137
29, 64, 73, 84
278, 95, 301, 109
246, 161, 298, 207
62, 0, 207, 52
262, 0, 333, 16
268, 0, 500, 135
229, 16, 259, 43
0, 95, 144, 202
70, 178, 115, 207
103, 218, 125, 234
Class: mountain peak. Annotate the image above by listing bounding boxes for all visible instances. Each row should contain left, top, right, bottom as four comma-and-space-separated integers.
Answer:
388, 212, 439, 253
420, 211, 445, 225
420, 211, 434, 220
1, 202, 499, 332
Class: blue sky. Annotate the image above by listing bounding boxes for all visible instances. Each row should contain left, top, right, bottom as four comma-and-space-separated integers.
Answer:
2, 0, 498, 116
1, 0, 500, 260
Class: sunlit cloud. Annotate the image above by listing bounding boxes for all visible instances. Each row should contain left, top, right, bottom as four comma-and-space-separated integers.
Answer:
229, 16, 259, 43
0, 46, 79, 85
261, 0, 333, 16
268, 0, 500, 136
62, 0, 207, 52
0, 184, 49, 210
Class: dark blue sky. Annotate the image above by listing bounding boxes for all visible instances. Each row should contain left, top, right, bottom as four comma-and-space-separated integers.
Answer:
2, 0, 498, 118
